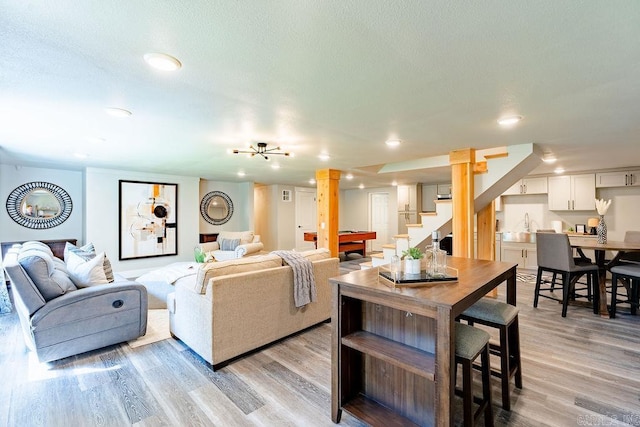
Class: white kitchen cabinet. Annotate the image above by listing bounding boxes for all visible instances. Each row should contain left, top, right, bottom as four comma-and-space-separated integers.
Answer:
397, 184, 422, 212
595, 170, 640, 188
548, 174, 595, 211
503, 177, 548, 195
501, 242, 537, 270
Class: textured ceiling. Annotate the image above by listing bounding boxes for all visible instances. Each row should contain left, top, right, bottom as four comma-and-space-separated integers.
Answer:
1, 1, 640, 189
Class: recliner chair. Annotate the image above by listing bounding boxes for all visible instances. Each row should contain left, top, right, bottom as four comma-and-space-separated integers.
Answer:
4, 243, 148, 362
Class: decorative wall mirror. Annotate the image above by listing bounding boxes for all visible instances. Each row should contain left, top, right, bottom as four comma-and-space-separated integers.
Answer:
5, 181, 73, 229
200, 191, 233, 225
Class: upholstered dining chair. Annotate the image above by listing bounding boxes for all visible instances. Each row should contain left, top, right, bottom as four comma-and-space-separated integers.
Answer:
535, 230, 592, 294
608, 231, 640, 317
534, 232, 599, 317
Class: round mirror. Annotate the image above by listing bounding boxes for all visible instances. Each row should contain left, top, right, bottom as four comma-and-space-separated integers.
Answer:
200, 191, 233, 225
6, 182, 73, 229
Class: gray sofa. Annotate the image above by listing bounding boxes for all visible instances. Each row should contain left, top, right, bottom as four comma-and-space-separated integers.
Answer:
3, 242, 148, 362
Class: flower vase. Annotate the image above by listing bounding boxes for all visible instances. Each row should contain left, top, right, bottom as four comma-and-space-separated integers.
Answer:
597, 215, 607, 244
405, 258, 421, 275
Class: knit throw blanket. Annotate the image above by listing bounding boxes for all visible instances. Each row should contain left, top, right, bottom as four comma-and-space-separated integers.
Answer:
272, 251, 316, 308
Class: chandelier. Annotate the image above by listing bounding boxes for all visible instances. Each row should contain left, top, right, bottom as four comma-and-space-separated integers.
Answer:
233, 142, 290, 160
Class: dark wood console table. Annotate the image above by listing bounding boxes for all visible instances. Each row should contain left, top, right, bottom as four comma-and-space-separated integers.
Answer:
199, 233, 219, 243
330, 257, 517, 426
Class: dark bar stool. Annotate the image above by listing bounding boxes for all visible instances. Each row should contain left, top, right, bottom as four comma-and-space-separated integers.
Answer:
459, 298, 522, 411
455, 322, 494, 427
610, 264, 640, 318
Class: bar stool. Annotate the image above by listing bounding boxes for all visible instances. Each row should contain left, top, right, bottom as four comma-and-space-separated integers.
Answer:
610, 264, 640, 318
459, 298, 522, 411
455, 322, 494, 427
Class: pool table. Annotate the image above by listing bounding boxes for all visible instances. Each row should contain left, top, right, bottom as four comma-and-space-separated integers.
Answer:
303, 230, 377, 257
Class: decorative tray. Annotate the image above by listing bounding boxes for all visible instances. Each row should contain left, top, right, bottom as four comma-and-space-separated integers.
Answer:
378, 270, 458, 286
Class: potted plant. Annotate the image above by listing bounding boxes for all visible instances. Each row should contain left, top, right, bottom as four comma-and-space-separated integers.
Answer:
402, 247, 423, 274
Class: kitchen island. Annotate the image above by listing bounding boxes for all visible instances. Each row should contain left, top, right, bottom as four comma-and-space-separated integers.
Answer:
330, 257, 517, 426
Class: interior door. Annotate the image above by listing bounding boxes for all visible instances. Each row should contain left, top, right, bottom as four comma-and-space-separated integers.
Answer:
295, 188, 317, 251
369, 192, 389, 253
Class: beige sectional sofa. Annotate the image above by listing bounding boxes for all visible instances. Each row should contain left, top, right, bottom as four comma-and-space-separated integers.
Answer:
168, 248, 339, 368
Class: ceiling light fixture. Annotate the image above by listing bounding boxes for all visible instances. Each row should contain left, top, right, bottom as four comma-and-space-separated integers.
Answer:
233, 142, 290, 160
271, 163, 280, 170
543, 155, 557, 163
345, 173, 354, 180
385, 139, 402, 147
144, 53, 182, 71
237, 171, 246, 177
358, 184, 365, 189
497, 115, 523, 126
105, 107, 132, 117
309, 179, 316, 185
318, 153, 330, 161
554, 167, 565, 174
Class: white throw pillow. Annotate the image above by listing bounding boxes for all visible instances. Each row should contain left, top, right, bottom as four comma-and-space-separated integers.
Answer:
66, 251, 113, 287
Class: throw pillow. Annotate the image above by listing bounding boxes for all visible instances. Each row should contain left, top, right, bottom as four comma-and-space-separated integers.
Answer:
220, 238, 241, 251
64, 242, 95, 262
66, 251, 114, 287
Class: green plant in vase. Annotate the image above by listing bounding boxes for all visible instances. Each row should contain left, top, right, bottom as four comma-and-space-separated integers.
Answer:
402, 247, 423, 274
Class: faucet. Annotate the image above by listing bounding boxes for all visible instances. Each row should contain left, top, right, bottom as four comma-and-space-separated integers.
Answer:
524, 213, 530, 232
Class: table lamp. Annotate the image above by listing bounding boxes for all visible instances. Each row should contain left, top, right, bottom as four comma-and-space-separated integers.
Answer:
587, 218, 599, 235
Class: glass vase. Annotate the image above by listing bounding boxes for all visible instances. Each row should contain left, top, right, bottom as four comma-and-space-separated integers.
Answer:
597, 215, 607, 244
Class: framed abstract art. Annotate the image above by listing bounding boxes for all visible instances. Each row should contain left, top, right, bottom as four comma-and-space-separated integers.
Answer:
119, 180, 178, 260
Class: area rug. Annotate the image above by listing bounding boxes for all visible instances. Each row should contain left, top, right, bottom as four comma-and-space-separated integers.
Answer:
516, 272, 553, 284
127, 309, 171, 348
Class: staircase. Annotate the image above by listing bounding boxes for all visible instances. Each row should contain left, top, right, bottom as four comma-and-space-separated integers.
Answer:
368, 143, 543, 267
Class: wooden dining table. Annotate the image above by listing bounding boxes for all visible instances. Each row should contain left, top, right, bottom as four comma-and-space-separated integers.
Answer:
569, 236, 640, 318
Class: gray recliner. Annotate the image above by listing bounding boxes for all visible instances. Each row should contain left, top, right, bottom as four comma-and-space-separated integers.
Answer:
4, 243, 148, 362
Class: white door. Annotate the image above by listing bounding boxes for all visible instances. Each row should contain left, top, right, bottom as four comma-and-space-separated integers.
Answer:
295, 188, 317, 251
369, 192, 389, 253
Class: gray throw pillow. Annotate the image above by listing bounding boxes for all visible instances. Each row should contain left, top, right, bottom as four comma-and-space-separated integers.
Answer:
220, 238, 240, 251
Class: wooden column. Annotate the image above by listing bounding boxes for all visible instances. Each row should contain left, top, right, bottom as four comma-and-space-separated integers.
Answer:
450, 148, 475, 258
316, 169, 341, 257
477, 200, 498, 297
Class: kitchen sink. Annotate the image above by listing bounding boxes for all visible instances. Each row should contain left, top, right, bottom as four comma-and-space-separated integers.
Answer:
502, 231, 536, 243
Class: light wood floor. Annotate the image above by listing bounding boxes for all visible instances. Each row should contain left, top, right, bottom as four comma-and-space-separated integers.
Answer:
1, 278, 640, 427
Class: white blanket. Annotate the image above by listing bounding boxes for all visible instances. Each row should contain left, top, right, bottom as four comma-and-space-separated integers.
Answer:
135, 262, 199, 285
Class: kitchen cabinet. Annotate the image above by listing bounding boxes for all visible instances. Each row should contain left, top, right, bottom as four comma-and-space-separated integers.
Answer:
595, 170, 640, 188
397, 184, 422, 212
501, 242, 537, 270
548, 174, 595, 211
503, 176, 548, 195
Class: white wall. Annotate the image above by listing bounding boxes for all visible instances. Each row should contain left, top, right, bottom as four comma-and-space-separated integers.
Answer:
85, 167, 200, 277
0, 164, 84, 243
341, 186, 399, 236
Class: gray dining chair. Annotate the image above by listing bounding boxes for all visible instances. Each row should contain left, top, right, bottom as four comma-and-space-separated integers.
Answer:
535, 230, 592, 293
608, 231, 640, 317
534, 232, 599, 317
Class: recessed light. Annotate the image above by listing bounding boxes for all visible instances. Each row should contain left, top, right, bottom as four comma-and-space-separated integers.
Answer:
497, 115, 523, 126
309, 179, 316, 185
271, 164, 280, 170
105, 107, 132, 117
385, 139, 402, 147
554, 167, 565, 174
318, 153, 330, 161
73, 152, 88, 159
345, 173, 354, 180
359, 184, 365, 189
391, 181, 398, 186
144, 53, 182, 71
237, 171, 246, 177
543, 155, 557, 163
